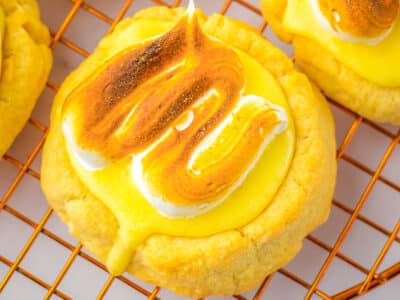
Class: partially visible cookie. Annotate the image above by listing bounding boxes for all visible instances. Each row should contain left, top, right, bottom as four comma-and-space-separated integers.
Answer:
0, 0, 52, 157
261, 0, 400, 124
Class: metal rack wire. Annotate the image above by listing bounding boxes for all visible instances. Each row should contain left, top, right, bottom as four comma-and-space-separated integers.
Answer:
0, 0, 399, 299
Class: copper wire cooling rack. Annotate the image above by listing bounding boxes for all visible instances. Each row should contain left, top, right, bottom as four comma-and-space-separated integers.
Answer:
0, 0, 399, 299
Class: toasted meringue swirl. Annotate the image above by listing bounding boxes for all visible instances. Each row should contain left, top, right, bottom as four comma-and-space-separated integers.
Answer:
62, 14, 287, 214
316, 0, 399, 40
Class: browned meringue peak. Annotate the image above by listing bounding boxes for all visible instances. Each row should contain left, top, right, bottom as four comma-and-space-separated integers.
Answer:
317, 0, 399, 38
62, 13, 285, 206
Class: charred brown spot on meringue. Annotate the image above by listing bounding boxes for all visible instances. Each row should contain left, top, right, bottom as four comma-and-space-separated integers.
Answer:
63, 14, 284, 206
318, 0, 399, 38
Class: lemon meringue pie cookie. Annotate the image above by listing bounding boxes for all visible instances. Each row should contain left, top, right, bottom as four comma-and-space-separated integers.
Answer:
261, 0, 400, 124
41, 6, 336, 297
0, 0, 52, 157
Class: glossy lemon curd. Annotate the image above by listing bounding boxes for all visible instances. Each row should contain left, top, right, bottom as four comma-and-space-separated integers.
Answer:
283, 0, 400, 87
65, 16, 295, 274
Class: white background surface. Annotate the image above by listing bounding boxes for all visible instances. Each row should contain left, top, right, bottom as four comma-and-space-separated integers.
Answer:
0, 0, 399, 299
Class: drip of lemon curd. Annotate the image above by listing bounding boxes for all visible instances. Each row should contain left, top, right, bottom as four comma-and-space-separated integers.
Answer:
62, 3, 295, 275
283, 0, 400, 87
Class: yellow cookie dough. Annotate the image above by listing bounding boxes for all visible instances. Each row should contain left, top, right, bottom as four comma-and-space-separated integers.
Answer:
261, 0, 400, 124
0, 0, 52, 157
41, 7, 336, 297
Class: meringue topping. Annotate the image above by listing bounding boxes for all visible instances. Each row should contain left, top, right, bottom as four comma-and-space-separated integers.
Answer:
62, 12, 288, 217
312, 0, 399, 43
61, 5, 296, 275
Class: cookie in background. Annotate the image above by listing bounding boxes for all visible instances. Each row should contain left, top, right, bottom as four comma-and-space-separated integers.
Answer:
261, 0, 400, 124
0, 0, 52, 158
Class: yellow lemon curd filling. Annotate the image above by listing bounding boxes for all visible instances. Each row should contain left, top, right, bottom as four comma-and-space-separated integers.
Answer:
283, 0, 400, 87
62, 12, 295, 274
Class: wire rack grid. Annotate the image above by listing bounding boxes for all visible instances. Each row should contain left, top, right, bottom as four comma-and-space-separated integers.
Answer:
0, 0, 399, 299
